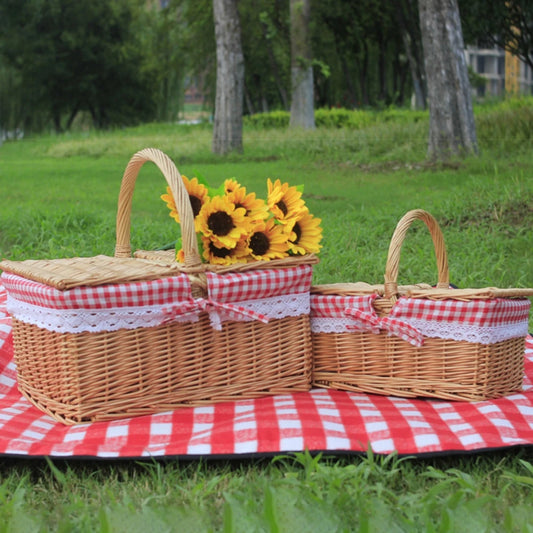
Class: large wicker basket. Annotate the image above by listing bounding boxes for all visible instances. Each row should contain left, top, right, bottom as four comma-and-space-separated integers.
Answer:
0, 148, 318, 424
311, 209, 533, 401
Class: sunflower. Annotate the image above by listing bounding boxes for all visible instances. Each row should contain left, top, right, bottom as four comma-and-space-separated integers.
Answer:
247, 218, 290, 261
201, 235, 249, 265
267, 178, 306, 224
161, 176, 209, 231
285, 209, 323, 255
175, 248, 186, 262
223, 178, 242, 195
227, 186, 269, 224
197, 195, 253, 249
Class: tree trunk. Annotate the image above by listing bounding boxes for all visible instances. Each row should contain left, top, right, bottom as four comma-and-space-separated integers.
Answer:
395, 0, 427, 110
289, 0, 315, 129
359, 40, 370, 107
212, 0, 244, 155
402, 30, 426, 109
418, 0, 478, 160
260, 19, 290, 110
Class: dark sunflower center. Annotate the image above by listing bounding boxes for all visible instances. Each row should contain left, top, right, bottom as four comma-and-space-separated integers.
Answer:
249, 232, 270, 256
291, 222, 302, 244
189, 195, 203, 218
209, 242, 232, 258
207, 211, 234, 236
276, 200, 288, 216
235, 203, 250, 216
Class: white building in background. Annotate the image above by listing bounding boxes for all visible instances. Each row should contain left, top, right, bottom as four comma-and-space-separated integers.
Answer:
465, 44, 533, 98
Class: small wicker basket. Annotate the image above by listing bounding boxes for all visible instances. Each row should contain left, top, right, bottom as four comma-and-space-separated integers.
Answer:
0, 148, 318, 424
311, 209, 533, 401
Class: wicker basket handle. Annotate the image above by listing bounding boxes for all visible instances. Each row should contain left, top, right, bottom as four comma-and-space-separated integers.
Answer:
115, 148, 201, 268
384, 209, 449, 301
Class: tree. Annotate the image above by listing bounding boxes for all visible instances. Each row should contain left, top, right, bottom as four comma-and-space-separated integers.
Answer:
0, 0, 155, 132
313, 0, 413, 109
142, 3, 189, 123
418, 0, 478, 160
289, 0, 315, 129
212, 0, 245, 154
394, 0, 426, 109
240, 1, 291, 113
459, 0, 533, 72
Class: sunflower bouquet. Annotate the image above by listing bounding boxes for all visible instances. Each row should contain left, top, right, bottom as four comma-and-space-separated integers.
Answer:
161, 176, 322, 265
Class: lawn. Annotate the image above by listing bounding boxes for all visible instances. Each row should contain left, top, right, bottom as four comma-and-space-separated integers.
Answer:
0, 102, 532, 531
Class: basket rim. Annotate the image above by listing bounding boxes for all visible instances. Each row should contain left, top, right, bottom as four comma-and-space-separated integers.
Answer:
0, 252, 319, 290
311, 282, 533, 300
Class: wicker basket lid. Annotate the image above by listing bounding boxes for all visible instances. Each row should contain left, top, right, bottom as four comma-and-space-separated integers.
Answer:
0, 255, 183, 290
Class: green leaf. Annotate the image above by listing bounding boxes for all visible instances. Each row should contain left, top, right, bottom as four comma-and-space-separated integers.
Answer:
45, 457, 67, 485
208, 182, 227, 198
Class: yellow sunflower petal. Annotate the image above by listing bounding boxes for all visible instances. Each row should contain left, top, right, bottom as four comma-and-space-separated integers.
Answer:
162, 177, 209, 229
247, 218, 290, 260
161, 187, 180, 223
286, 210, 323, 255
224, 178, 242, 195
267, 178, 307, 223
227, 188, 269, 224
197, 195, 252, 249
201, 235, 249, 265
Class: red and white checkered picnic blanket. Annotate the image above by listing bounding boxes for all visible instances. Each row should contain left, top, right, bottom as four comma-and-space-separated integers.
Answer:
1, 282, 532, 458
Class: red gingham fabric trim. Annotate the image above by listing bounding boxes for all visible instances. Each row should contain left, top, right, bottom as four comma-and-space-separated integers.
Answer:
311, 294, 531, 329
390, 297, 531, 327
1, 272, 192, 310
1, 280, 533, 458
1, 265, 313, 311
206, 265, 313, 303
310, 294, 374, 319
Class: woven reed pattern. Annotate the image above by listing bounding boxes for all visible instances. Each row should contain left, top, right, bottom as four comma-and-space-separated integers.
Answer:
311, 209, 533, 402
12, 314, 312, 424
4, 148, 316, 424
0, 255, 182, 289
312, 332, 526, 401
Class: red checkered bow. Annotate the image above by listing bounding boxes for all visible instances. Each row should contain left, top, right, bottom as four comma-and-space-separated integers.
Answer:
162, 297, 270, 330
344, 294, 424, 347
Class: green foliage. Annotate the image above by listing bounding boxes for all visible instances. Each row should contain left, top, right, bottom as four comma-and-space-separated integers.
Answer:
243, 106, 430, 130
2, 452, 533, 531
244, 110, 290, 128
0, 0, 188, 133
475, 97, 533, 156
459, 0, 533, 69
139, 4, 188, 123
240, 1, 291, 113
314, 107, 373, 128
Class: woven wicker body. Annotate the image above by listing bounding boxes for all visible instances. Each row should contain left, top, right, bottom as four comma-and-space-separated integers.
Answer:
312, 330, 525, 401
1, 148, 316, 424
311, 210, 532, 402
12, 313, 312, 424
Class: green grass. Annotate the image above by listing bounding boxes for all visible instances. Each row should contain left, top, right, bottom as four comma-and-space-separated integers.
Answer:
1, 103, 533, 531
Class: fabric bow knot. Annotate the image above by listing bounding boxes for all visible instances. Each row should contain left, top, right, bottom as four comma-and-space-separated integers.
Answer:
344, 294, 424, 347
162, 297, 270, 331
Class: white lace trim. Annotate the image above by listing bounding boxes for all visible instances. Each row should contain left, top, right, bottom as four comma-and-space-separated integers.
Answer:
407, 318, 529, 345
7, 292, 309, 334
311, 316, 529, 344
311, 317, 354, 334
232, 293, 309, 322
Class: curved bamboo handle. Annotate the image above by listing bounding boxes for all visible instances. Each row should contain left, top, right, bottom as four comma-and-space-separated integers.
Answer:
384, 209, 449, 301
115, 148, 201, 268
